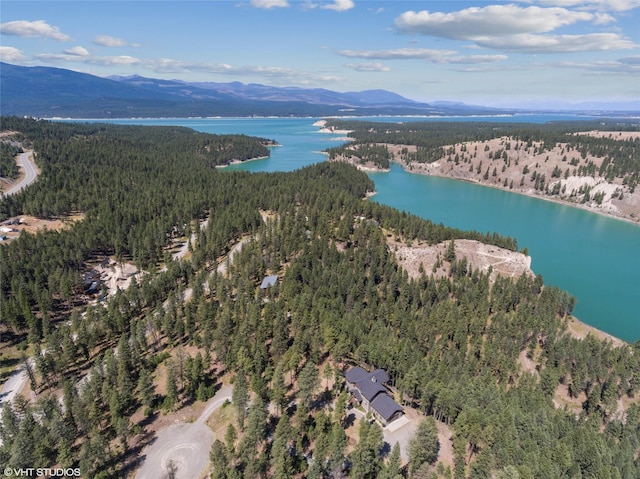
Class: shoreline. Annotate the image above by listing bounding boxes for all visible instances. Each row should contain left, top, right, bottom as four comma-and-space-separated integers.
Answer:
392, 159, 640, 227
313, 122, 640, 226
332, 147, 640, 227
215, 155, 269, 168
566, 315, 627, 347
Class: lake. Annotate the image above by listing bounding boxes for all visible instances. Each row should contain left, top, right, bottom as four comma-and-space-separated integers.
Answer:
92, 116, 640, 342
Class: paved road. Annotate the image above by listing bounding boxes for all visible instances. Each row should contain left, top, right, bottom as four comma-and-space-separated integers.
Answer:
135, 384, 233, 479
3, 151, 38, 196
0, 359, 34, 446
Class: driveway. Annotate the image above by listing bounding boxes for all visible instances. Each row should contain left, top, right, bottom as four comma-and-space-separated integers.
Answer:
347, 406, 417, 463
135, 384, 232, 479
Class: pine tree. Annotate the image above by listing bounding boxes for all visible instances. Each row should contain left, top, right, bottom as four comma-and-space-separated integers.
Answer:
164, 359, 178, 411
381, 442, 402, 479
297, 361, 319, 409
408, 417, 440, 476
232, 370, 248, 430
137, 368, 155, 413
271, 360, 288, 415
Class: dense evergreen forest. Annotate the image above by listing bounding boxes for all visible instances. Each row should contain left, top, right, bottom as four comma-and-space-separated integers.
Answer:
0, 117, 639, 479
325, 120, 640, 191
0, 141, 22, 180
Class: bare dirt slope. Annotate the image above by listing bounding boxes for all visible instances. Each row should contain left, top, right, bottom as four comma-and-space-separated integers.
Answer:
390, 132, 640, 223
389, 238, 533, 282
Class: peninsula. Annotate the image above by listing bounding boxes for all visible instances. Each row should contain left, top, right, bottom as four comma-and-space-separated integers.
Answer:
324, 119, 640, 223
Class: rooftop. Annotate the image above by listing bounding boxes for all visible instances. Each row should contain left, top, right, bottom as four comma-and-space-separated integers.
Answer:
260, 274, 278, 289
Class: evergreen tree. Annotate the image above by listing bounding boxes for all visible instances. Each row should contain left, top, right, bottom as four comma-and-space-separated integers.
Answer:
137, 368, 155, 413
164, 359, 178, 411
409, 417, 440, 476
232, 370, 249, 430
297, 361, 319, 409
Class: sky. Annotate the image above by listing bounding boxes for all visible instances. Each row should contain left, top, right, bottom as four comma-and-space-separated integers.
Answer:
1, 0, 639, 109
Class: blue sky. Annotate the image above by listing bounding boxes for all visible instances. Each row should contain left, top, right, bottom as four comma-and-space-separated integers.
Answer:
1, 1, 639, 108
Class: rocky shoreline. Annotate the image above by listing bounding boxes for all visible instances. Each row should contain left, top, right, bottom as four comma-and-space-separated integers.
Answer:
330, 132, 640, 225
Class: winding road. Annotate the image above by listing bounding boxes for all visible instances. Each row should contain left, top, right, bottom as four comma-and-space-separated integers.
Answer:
3, 150, 39, 196
135, 384, 233, 479
0, 150, 39, 444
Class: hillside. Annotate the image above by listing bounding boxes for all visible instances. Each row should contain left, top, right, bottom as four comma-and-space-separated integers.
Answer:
326, 119, 640, 223
0, 117, 639, 479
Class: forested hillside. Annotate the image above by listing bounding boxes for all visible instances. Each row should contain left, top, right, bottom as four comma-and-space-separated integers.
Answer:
325, 119, 640, 222
0, 141, 21, 180
0, 118, 638, 479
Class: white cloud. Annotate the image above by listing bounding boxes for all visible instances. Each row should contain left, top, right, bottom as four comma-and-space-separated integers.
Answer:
37, 53, 141, 66
93, 35, 139, 47
476, 32, 636, 52
445, 54, 509, 64
322, 0, 355, 12
250, 0, 289, 9
339, 48, 457, 61
0, 20, 72, 41
556, 55, 640, 74
33, 51, 341, 85
64, 46, 90, 56
395, 4, 636, 53
345, 62, 391, 72
522, 0, 640, 11
395, 5, 595, 38
338, 48, 507, 64
0, 46, 27, 63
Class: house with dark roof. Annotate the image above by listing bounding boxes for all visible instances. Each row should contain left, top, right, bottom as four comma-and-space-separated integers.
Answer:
345, 366, 403, 426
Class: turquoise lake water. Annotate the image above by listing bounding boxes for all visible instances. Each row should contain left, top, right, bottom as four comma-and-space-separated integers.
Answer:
94, 116, 640, 342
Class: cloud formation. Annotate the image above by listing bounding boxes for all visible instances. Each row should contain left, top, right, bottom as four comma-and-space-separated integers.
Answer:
64, 46, 90, 56
37, 52, 140, 66
322, 0, 355, 12
478, 32, 636, 52
338, 48, 507, 64
339, 48, 457, 61
556, 54, 640, 74
250, 0, 289, 8
396, 5, 599, 38
522, 0, 640, 12
0, 20, 71, 41
0, 46, 27, 63
345, 62, 391, 72
31, 50, 341, 85
395, 4, 636, 53
93, 35, 139, 47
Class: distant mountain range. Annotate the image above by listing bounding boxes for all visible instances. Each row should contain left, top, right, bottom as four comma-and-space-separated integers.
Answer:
1, 62, 637, 118
1, 62, 509, 118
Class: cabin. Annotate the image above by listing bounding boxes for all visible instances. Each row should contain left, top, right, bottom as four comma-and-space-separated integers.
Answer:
345, 366, 403, 426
